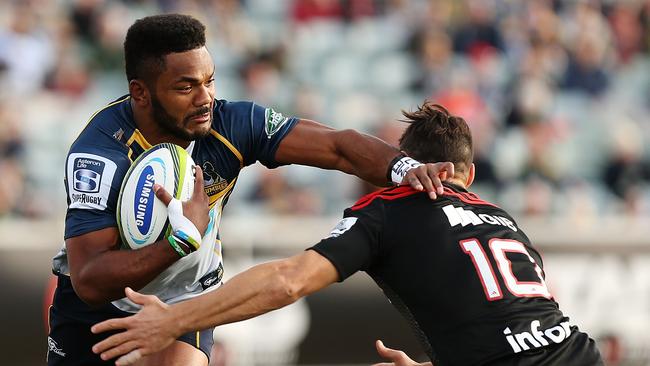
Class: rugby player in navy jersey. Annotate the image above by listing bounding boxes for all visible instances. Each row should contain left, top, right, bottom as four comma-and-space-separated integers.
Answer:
47, 14, 454, 366
92, 102, 603, 366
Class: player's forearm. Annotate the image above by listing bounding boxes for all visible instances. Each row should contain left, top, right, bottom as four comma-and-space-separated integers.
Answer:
330, 129, 400, 186
73, 240, 179, 306
173, 260, 302, 334
275, 120, 401, 186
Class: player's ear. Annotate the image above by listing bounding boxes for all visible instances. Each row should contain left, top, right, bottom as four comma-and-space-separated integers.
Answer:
129, 79, 150, 107
466, 163, 475, 188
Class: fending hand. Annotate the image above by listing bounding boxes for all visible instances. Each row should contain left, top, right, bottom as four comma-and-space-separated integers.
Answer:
91, 288, 179, 365
372, 340, 433, 366
403, 162, 454, 200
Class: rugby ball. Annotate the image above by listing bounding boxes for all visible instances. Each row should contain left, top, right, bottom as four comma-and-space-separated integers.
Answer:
117, 143, 195, 250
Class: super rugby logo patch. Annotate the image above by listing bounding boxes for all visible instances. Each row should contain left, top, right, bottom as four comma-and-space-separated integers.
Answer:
264, 108, 289, 138
67, 153, 117, 211
327, 217, 358, 238
73, 158, 104, 193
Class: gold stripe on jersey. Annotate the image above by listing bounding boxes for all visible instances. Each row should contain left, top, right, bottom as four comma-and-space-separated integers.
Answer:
126, 129, 153, 161
72, 96, 131, 144
209, 177, 237, 208
210, 129, 243, 168
196, 331, 200, 349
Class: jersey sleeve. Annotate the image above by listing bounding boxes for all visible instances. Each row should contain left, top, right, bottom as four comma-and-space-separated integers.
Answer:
219, 101, 298, 169
64, 145, 130, 239
309, 203, 384, 282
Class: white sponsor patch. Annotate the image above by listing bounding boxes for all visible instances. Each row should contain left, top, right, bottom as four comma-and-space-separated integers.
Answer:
264, 108, 289, 137
327, 217, 358, 238
67, 153, 117, 211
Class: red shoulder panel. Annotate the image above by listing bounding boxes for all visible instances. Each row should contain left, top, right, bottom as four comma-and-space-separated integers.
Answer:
350, 186, 497, 211
351, 186, 422, 211
442, 187, 497, 207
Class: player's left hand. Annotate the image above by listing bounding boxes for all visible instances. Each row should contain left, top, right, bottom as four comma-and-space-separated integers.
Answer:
91, 287, 180, 365
403, 162, 454, 200
372, 340, 433, 366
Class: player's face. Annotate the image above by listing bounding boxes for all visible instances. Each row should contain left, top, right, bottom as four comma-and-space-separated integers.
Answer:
151, 46, 216, 141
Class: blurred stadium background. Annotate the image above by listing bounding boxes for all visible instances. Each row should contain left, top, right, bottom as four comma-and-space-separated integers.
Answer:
1, 0, 650, 365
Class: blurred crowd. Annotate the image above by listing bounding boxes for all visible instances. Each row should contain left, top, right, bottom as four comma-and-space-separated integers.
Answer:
0, 0, 650, 220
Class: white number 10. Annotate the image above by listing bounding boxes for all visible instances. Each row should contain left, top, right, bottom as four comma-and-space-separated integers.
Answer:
460, 238, 551, 301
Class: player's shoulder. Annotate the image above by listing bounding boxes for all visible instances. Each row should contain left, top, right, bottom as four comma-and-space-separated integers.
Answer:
350, 183, 502, 212
350, 186, 424, 211
210, 99, 255, 134
71, 95, 134, 151
67, 95, 134, 177
439, 183, 499, 209
213, 99, 255, 120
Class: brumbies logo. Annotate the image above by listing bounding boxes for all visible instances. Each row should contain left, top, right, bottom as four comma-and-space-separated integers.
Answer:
202, 162, 228, 196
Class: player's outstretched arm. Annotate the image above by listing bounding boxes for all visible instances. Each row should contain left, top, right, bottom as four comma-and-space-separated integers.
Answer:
372, 340, 433, 366
91, 250, 338, 365
275, 119, 454, 199
67, 167, 210, 306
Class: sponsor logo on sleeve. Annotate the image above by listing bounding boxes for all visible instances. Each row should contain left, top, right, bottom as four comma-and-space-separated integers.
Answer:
67, 153, 117, 211
327, 217, 358, 238
264, 108, 290, 138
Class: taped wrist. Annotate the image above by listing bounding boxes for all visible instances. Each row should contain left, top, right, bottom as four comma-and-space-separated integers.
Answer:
387, 154, 424, 185
166, 198, 202, 257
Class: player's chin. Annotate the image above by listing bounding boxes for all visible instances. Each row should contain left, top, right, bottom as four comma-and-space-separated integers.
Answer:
186, 123, 211, 140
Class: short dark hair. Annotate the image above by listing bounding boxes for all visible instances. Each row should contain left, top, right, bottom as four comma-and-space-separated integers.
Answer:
124, 14, 206, 83
399, 102, 473, 174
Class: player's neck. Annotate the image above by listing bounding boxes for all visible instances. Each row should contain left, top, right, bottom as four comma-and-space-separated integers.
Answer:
446, 178, 468, 190
131, 100, 191, 148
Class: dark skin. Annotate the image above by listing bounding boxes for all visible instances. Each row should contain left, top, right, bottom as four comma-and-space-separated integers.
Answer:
67, 46, 454, 306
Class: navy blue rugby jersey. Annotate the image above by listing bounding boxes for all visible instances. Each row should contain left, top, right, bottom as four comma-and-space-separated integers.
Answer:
53, 95, 298, 311
311, 184, 591, 366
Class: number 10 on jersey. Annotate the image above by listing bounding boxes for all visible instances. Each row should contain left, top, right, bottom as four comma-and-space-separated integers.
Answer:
460, 239, 551, 301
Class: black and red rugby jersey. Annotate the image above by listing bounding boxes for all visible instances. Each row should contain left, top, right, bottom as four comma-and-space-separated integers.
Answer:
310, 183, 600, 366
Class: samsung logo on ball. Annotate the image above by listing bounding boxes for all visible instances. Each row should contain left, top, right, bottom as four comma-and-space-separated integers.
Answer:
134, 166, 155, 235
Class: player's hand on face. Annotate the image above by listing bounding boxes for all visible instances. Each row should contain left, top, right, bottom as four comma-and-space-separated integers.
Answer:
91, 288, 179, 365
154, 165, 210, 236
372, 340, 432, 366
403, 162, 454, 200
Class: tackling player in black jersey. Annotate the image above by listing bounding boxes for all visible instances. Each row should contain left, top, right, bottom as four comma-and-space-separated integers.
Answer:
91, 102, 603, 366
